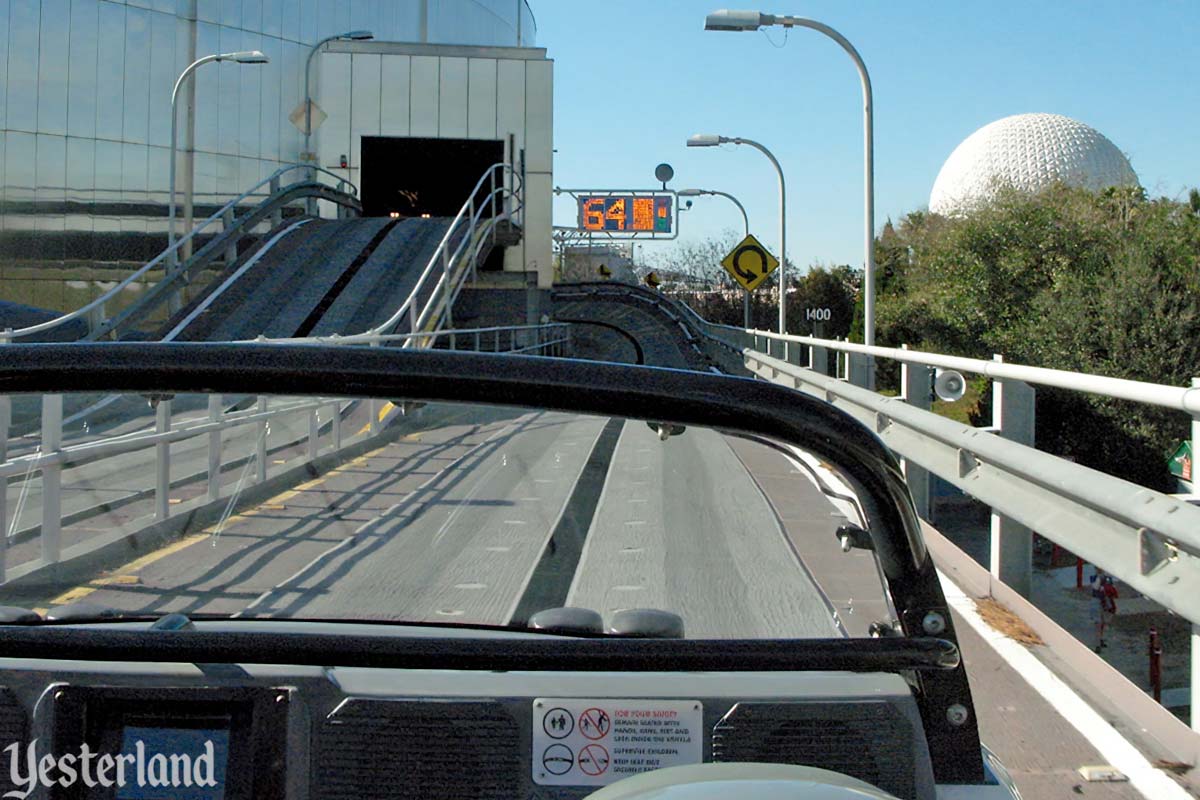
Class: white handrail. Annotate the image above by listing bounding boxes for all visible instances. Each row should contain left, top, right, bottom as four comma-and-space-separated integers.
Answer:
0, 164, 357, 343
360, 162, 522, 342
249, 323, 569, 347
739, 329, 1200, 416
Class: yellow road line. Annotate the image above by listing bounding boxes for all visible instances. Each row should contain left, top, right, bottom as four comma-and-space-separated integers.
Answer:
44, 442, 394, 608
356, 401, 396, 435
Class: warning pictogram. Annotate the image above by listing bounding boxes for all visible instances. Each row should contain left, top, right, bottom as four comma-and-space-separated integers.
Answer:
532, 698, 701, 787
720, 233, 780, 292
542, 744, 574, 776
577, 744, 610, 776
543, 707, 574, 739
579, 708, 610, 740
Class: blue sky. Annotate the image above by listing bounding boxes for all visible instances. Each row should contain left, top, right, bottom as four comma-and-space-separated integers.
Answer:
535, 1, 1200, 271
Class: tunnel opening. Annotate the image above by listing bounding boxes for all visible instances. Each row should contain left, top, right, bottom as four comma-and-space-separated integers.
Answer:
360, 136, 506, 220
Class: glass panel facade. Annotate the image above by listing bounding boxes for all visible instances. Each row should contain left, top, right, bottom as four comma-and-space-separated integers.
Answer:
1, 0, 535, 287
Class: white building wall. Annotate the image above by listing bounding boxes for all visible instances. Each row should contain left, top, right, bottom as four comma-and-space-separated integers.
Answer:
318, 41, 553, 288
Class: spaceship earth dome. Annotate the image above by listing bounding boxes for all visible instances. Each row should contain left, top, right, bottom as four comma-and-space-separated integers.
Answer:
929, 113, 1138, 215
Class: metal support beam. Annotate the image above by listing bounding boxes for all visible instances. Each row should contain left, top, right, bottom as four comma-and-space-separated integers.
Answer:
155, 399, 172, 521
809, 338, 828, 376
0, 394, 9, 581
40, 395, 63, 565
207, 394, 222, 502
990, 355, 1036, 597
256, 396, 268, 484
847, 351, 872, 389
308, 408, 319, 462
1192, 377, 1200, 732
331, 402, 342, 451
901, 345, 932, 521
223, 209, 239, 266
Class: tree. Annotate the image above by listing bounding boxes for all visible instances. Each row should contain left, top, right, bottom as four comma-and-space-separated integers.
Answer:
874, 182, 1200, 490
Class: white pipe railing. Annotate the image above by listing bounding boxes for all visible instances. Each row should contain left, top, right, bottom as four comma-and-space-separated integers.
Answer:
723, 328, 1200, 415
0, 323, 566, 584
361, 162, 522, 343
0, 163, 358, 344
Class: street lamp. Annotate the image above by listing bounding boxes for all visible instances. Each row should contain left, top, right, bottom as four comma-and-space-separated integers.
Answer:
169, 51, 268, 277
678, 188, 753, 326
704, 9, 876, 351
676, 188, 749, 236
304, 31, 375, 161
687, 134, 786, 334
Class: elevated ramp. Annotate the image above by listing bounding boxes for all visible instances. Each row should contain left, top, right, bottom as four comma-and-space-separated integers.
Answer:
551, 283, 715, 370
160, 216, 454, 342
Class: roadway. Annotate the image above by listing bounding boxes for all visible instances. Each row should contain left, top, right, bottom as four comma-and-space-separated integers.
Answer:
31, 407, 845, 641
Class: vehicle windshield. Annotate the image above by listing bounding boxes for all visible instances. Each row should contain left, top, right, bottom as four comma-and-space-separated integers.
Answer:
0, 388, 891, 638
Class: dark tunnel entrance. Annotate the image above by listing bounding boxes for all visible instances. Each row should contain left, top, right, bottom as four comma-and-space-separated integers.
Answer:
360, 136, 506, 219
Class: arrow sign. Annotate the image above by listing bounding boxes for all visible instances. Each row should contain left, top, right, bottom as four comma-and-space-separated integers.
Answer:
720, 234, 779, 292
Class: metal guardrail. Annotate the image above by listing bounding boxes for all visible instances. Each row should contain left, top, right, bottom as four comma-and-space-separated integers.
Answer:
740, 328, 1200, 415
251, 323, 572, 357
0, 164, 359, 344
678, 321, 1200, 625
0, 323, 566, 586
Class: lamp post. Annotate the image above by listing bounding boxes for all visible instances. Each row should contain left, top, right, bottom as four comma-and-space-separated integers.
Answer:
304, 31, 375, 162
678, 188, 753, 326
704, 10, 876, 353
687, 135, 786, 334
169, 51, 268, 278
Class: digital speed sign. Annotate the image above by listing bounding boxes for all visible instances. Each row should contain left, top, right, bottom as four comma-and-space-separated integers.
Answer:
578, 196, 673, 233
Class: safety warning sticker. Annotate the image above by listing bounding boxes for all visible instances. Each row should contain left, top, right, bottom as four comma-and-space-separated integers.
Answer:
531, 699, 702, 786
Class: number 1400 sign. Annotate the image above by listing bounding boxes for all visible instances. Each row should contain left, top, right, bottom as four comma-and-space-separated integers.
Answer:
806, 308, 832, 322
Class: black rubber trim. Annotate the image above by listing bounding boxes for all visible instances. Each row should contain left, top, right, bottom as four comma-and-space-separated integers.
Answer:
0, 627, 960, 671
0, 343, 984, 783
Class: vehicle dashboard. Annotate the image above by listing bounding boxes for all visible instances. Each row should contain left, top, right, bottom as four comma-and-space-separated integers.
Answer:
0, 650, 942, 800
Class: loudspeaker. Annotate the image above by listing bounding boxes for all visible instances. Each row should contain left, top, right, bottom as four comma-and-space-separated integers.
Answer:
933, 369, 966, 402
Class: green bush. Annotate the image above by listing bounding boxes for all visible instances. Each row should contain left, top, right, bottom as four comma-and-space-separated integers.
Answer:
876, 184, 1200, 490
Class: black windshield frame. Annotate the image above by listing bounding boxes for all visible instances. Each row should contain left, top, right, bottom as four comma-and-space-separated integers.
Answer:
0, 343, 984, 782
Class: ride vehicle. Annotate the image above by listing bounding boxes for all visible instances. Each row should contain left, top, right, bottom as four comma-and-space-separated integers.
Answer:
0, 343, 1019, 799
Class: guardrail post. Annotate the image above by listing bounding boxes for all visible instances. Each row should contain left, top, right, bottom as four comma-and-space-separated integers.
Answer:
990, 354, 1036, 597
222, 209, 238, 266
331, 402, 342, 451
474, 331, 481, 352
900, 344, 932, 520
809, 337, 828, 376
1192, 378, 1200, 732
786, 338, 803, 371
41, 395, 63, 566
256, 396, 268, 484
0, 393, 9, 581
308, 407, 319, 462
269, 176, 282, 227
847, 351, 872, 388
441, 248, 455, 329
207, 395, 222, 502
306, 166, 318, 216
155, 399, 172, 521
85, 302, 106, 339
